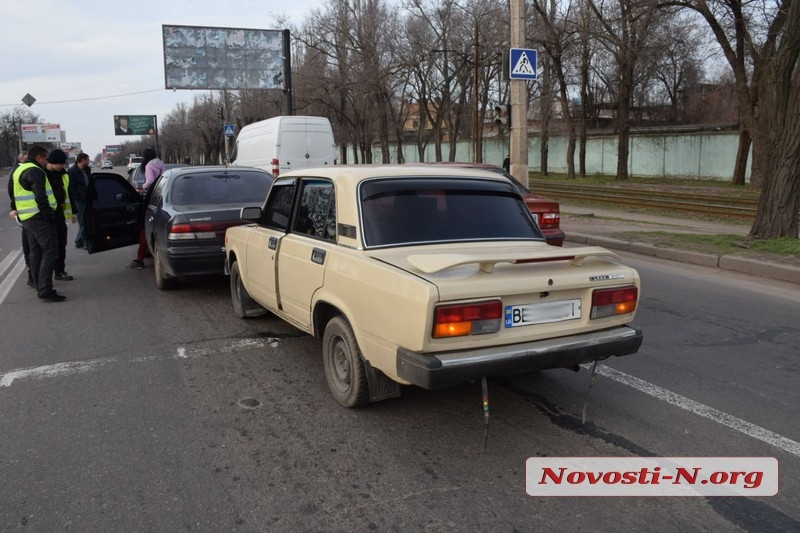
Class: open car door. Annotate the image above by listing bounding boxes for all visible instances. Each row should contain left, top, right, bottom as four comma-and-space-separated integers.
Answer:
85, 172, 143, 254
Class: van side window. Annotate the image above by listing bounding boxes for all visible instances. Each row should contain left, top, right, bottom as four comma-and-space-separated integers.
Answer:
292, 179, 335, 241
263, 180, 297, 231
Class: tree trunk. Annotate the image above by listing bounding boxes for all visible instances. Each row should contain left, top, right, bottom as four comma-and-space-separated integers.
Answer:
539, 57, 552, 175
731, 125, 750, 186
748, 23, 800, 239
553, 57, 576, 180
579, 57, 589, 178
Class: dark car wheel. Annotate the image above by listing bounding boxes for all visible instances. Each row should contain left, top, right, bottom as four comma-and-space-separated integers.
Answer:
230, 261, 266, 318
322, 316, 369, 408
154, 247, 177, 290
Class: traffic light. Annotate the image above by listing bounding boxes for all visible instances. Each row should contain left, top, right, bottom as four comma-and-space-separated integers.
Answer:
494, 103, 511, 130
216, 105, 224, 120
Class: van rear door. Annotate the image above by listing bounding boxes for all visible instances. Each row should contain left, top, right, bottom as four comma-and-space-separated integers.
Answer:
278, 130, 310, 174
278, 122, 335, 173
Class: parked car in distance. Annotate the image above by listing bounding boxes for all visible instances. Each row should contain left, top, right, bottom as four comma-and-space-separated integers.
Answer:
85, 166, 273, 289
127, 155, 142, 171
101, 159, 113, 169
421, 162, 564, 246
224, 165, 642, 407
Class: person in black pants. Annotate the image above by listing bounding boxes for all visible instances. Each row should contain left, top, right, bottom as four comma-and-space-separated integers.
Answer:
44, 149, 77, 281
12, 145, 64, 301
67, 152, 91, 248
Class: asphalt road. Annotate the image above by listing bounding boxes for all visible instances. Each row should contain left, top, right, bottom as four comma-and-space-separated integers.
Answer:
1, 191, 798, 532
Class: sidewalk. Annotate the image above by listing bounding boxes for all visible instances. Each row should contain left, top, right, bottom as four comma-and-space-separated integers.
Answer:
559, 203, 800, 284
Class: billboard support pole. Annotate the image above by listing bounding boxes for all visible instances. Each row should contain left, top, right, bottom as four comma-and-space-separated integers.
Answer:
154, 116, 160, 157
16, 119, 23, 154
283, 29, 293, 116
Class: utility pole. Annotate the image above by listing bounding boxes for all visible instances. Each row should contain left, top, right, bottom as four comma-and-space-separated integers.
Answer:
510, 0, 528, 188
472, 21, 480, 163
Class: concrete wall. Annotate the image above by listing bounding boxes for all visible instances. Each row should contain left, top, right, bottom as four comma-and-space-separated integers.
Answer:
369, 130, 750, 181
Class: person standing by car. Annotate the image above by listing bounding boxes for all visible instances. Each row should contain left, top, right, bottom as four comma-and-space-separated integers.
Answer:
44, 149, 77, 281
68, 153, 91, 249
11, 145, 64, 301
7, 151, 34, 286
128, 148, 163, 269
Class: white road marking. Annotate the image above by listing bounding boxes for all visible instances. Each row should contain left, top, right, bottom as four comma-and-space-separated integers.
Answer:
584, 363, 800, 457
1, 357, 115, 388
0, 338, 278, 388
0, 249, 22, 277
0, 252, 26, 306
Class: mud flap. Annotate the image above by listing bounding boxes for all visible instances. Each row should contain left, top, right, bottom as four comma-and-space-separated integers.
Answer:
365, 361, 401, 402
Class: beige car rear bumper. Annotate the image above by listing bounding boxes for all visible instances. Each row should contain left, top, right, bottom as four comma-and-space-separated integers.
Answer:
397, 326, 643, 390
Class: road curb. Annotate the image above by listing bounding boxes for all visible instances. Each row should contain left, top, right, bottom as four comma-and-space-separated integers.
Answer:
567, 232, 800, 284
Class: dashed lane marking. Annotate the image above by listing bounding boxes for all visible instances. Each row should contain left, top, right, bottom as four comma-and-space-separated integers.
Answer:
0, 251, 25, 306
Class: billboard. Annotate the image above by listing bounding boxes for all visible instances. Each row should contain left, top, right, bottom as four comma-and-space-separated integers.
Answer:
60, 142, 82, 153
105, 145, 123, 154
21, 123, 62, 143
162, 24, 284, 90
114, 115, 156, 136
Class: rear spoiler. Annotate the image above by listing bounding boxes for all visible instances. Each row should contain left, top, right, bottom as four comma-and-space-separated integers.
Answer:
407, 246, 620, 274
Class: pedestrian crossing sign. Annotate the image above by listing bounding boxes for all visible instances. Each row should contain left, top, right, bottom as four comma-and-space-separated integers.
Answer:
509, 48, 538, 80
223, 124, 237, 137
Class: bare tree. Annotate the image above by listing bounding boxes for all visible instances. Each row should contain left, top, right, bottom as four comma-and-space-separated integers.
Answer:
531, 0, 580, 179
638, 11, 708, 123
589, 0, 661, 181
0, 108, 40, 166
665, 0, 798, 237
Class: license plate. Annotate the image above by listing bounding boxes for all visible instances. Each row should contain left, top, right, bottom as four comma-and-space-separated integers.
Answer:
505, 299, 582, 328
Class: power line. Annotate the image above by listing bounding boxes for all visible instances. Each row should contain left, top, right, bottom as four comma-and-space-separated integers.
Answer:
0, 88, 165, 107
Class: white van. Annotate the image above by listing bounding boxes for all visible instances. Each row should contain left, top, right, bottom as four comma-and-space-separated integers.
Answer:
230, 116, 337, 177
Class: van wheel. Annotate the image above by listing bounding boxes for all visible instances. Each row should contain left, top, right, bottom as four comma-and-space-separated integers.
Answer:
322, 316, 369, 408
230, 261, 266, 318
154, 247, 177, 290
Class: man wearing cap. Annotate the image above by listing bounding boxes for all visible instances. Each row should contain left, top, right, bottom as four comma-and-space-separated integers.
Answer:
11, 145, 64, 301
45, 149, 77, 281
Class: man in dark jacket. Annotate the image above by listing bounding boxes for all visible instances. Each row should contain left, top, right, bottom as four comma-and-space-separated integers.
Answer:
12, 145, 64, 301
67, 152, 91, 249
44, 149, 76, 281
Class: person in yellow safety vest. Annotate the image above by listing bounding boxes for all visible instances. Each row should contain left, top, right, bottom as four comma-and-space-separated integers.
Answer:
44, 149, 77, 282
6, 150, 33, 286
11, 145, 65, 301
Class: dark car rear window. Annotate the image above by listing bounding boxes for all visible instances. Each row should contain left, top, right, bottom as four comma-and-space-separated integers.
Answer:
360, 177, 543, 247
171, 170, 272, 207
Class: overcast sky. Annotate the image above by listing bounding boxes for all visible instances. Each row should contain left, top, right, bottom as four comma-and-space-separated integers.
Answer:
0, 0, 318, 158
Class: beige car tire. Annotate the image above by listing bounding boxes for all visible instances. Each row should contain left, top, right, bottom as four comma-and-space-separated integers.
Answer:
322, 316, 369, 408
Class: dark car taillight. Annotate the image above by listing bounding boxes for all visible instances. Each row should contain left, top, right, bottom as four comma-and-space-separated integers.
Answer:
535, 207, 560, 229
169, 221, 245, 240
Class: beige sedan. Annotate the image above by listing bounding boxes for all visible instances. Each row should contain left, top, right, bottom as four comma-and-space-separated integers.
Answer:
225, 165, 643, 407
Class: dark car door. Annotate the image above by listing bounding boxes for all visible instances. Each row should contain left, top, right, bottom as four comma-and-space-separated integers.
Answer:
85, 172, 143, 254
